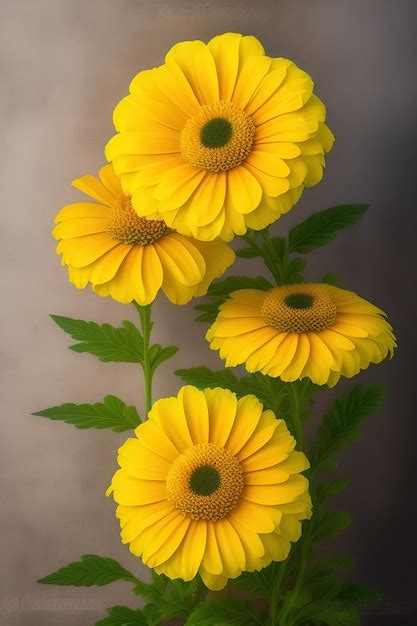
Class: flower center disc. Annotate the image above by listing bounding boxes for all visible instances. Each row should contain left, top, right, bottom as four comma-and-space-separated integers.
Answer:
180, 101, 255, 172
166, 443, 244, 521
262, 285, 337, 333
107, 196, 169, 245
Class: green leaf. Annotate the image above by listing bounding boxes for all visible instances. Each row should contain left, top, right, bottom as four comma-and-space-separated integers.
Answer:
322, 272, 339, 285
95, 605, 148, 626
336, 583, 380, 604
206, 275, 272, 297
133, 574, 204, 622
33, 395, 141, 432
175, 367, 283, 412
37, 555, 137, 587
315, 477, 349, 505
194, 276, 272, 323
149, 343, 178, 374
313, 511, 351, 542
311, 385, 383, 471
286, 257, 307, 283
185, 596, 263, 625
305, 556, 354, 585
235, 247, 260, 258
288, 204, 369, 253
51, 315, 144, 363
297, 600, 360, 625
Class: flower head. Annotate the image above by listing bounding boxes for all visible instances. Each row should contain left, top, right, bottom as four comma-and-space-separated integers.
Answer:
207, 284, 396, 387
52, 165, 234, 305
107, 386, 311, 590
105, 33, 334, 241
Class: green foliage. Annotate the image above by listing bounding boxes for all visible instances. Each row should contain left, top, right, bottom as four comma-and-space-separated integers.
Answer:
293, 581, 379, 625
311, 384, 384, 471
37, 555, 137, 587
33, 395, 140, 432
51, 316, 145, 362
230, 562, 280, 598
148, 344, 178, 374
194, 276, 272, 323
312, 511, 352, 542
305, 556, 354, 585
175, 366, 284, 412
288, 205, 369, 254
51, 314, 178, 368
315, 477, 349, 505
95, 605, 149, 626
185, 595, 264, 625
133, 573, 205, 623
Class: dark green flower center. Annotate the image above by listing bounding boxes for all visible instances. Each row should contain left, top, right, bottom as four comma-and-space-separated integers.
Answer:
200, 118, 233, 148
189, 465, 220, 495
285, 293, 314, 309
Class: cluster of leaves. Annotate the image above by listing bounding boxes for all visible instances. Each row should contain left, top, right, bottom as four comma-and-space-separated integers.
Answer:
51, 314, 178, 372
195, 204, 368, 324
38, 557, 207, 625
33, 314, 179, 430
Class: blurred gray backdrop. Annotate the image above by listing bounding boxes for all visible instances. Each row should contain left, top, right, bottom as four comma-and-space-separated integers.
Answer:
1, 1, 416, 624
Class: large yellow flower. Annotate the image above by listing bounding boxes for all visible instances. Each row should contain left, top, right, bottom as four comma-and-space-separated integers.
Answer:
52, 165, 234, 305
107, 386, 311, 590
207, 284, 396, 387
105, 32, 334, 241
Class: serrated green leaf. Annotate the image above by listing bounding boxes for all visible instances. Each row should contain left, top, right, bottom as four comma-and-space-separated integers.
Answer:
51, 315, 144, 363
322, 272, 339, 285
296, 600, 360, 625
37, 555, 137, 587
311, 385, 384, 471
95, 605, 148, 626
313, 511, 351, 542
286, 257, 307, 283
315, 477, 349, 504
185, 596, 263, 625
149, 343, 178, 374
305, 556, 354, 585
235, 247, 260, 258
288, 204, 369, 253
33, 395, 141, 432
194, 276, 272, 324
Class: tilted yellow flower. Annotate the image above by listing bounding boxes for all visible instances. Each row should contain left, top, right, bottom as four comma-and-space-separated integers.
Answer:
207, 284, 396, 387
105, 32, 334, 241
107, 386, 311, 590
52, 164, 234, 305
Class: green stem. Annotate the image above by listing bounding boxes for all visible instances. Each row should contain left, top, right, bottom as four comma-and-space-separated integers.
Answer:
288, 383, 304, 449
134, 302, 153, 417
278, 523, 312, 626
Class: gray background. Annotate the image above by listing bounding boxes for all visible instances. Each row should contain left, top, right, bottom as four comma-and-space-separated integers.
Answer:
1, 1, 416, 624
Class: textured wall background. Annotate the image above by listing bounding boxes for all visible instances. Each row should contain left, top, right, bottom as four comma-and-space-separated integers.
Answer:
1, 1, 416, 624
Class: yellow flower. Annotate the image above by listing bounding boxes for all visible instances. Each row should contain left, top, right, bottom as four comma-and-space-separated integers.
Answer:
207, 284, 396, 387
107, 385, 311, 590
52, 165, 234, 305
105, 32, 334, 242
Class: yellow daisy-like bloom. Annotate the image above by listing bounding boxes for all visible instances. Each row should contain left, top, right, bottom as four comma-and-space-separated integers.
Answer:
107, 385, 311, 590
105, 32, 334, 241
52, 165, 234, 305
207, 284, 396, 387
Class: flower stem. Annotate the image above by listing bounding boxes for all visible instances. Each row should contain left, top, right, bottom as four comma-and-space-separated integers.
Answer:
134, 302, 153, 417
288, 382, 304, 449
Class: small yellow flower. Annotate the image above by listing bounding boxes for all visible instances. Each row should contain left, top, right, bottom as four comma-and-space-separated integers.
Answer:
107, 386, 311, 590
207, 284, 396, 387
105, 32, 334, 241
52, 165, 234, 305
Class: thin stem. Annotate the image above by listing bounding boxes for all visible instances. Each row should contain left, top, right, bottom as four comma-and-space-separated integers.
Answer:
288, 383, 304, 449
278, 523, 312, 626
134, 302, 153, 417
